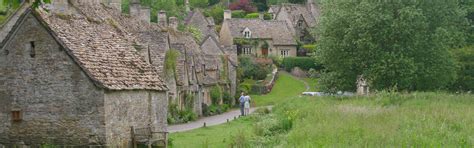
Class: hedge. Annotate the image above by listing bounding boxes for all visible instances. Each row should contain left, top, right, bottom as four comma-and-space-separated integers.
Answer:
281, 57, 323, 72
244, 13, 273, 20
232, 10, 246, 18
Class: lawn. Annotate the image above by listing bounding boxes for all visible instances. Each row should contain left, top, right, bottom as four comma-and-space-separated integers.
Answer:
169, 116, 255, 148
252, 72, 307, 106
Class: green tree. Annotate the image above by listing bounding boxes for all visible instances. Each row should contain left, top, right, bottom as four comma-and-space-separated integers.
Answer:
317, 1, 468, 92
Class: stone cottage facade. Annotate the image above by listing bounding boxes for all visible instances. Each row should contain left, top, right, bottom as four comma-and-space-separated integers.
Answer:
219, 10, 297, 57
268, 0, 320, 43
0, 1, 168, 146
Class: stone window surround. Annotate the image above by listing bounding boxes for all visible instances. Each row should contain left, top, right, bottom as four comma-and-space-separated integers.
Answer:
280, 49, 289, 57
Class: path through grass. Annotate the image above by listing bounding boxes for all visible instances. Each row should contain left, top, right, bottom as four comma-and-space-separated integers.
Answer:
169, 72, 307, 147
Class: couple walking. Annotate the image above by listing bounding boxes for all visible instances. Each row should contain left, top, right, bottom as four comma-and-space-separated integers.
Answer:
239, 92, 251, 116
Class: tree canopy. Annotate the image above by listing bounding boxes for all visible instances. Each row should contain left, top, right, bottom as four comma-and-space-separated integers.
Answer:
317, 0, 469, 92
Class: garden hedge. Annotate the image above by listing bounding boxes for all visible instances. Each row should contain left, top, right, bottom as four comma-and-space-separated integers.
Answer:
281, 57, 323, 72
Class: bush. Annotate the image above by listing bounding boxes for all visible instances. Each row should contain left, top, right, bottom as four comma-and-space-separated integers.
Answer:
244, 13, 259, 19
231, 10, 246, 18
222, 91, 233, 105
168, 104, 198, 124
239, 56, 272, 80
210, 85, 222, 105
281, 57, 322, 72
450, 46, 474, 91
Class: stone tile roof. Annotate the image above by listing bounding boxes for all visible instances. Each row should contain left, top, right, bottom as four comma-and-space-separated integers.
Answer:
34, 5, 167, 91
226, 19, 296, 45
271, 3, 320, 27
184, 10, 219, 40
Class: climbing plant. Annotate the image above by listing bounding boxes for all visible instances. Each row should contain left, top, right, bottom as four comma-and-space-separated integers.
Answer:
185, 25, 203, 42
164, 49, 180, 76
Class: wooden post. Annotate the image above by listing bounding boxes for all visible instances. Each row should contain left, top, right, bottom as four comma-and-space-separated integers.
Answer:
131, 126, 136, 148
227, 119, 229, 123
203, 122, 207, 127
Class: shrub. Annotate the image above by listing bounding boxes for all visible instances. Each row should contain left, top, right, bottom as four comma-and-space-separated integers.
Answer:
281, 57, 322, 72
222, 91, 233, 105
231, 10, 246, 18
244, 13, 259, 19
450, 46, 474, 91
210, 85, 222, 105
239, 56, 272, 80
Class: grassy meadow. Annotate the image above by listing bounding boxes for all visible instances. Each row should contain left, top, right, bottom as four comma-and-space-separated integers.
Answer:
169, 72, 474, 147
280, 92, 474, 146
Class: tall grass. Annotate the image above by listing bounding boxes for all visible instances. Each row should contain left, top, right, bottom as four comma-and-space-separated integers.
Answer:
279, 92, 474, 147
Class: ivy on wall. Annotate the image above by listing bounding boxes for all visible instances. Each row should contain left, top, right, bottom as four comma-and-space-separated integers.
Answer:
164, 49, 180, 78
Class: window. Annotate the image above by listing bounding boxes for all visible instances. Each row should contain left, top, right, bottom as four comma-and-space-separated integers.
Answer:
29, 41, 35, 58
191, 66, 195, 81
280, 50, 289, 57
243, 28, 251, 38
243, 47, 252, 55
11, 109, 22, 122
203, 64, 207, 76
297, 20, 303, 27
244, 31, 251, 38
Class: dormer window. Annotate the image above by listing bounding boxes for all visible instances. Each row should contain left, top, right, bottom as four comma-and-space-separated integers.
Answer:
298, 20, 303, 27
243, 27, 251, 38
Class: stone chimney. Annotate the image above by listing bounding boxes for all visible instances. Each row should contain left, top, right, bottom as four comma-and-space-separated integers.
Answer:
224, 10, 231, 20
130, 0, 150, 22
259, 12, 264, 20
51, 0, 70, 14
185, 0, 191, 13
104, 0, 122, 12
140, 6, 151, 23
169, 17, 178, 30
129, 0, 140, 16
157, 10, 168, 26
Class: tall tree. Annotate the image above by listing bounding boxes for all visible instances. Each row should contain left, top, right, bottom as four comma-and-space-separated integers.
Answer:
317, 0, 468, 92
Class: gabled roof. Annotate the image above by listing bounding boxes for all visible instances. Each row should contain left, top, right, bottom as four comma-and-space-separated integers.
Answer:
225, 19, 296, 45
1, 4, 168, 91
184, 9, 219, 39
270, 3, 320, 28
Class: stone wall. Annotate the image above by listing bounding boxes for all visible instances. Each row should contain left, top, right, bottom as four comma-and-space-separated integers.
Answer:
0, 13, 105, 145
103, 90, 167, 146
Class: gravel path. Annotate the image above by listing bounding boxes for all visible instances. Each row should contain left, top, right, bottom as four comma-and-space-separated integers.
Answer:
168, 106, 271, 133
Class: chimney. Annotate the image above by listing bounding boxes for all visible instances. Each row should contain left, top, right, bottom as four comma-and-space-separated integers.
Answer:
104, 0, 122, 12
157, 10, 168, 26
185, 0, 191, 13
258, 12, 264, 20
140, 6, 151, 23
51, 0, 70, 14
224, 10, 231, 20
169, 17, 178, 30
129, 1, 140, 17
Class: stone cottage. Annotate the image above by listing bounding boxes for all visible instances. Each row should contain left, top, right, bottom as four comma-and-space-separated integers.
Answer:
268, 0, 320, 43
219, 10, 297, 57
0, 1, 169, 146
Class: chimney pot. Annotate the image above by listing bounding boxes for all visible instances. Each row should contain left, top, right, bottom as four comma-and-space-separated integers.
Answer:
224, 10, 232, 20
158, 10, 168, 26
169, 17, 178, 30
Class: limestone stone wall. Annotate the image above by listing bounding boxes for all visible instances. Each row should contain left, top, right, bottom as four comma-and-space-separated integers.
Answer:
103, 90, 167, 146
0, 13, 106, 145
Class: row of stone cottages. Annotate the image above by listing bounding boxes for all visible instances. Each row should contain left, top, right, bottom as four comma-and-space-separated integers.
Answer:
0, 0, 236, 146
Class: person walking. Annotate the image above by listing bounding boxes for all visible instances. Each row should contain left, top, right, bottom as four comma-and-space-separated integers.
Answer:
239, 92, 246, 116
244, 95, 251, 116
